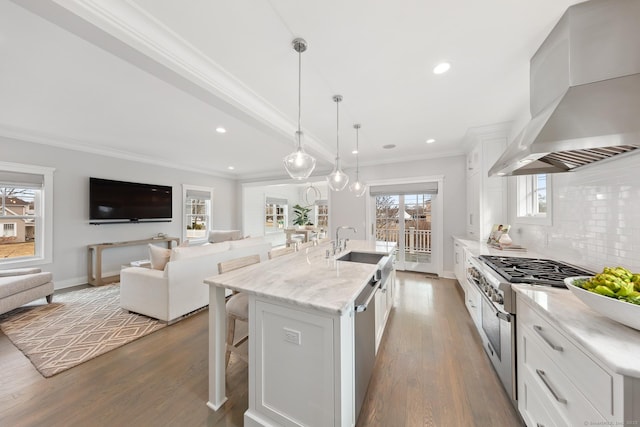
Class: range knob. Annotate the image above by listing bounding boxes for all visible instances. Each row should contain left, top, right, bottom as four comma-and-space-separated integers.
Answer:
492, 294, 504, 305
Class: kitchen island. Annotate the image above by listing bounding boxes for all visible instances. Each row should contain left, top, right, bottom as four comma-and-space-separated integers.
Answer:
204, 239, 396, 427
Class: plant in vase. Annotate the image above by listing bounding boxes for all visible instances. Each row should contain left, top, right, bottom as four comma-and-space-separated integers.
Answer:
292, 204, 312, 227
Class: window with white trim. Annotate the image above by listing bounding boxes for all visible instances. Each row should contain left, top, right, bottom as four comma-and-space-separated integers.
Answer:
516, 174, 552, 225
183, 185, 213, 244
265, 197, 288, 233
3, 223, 17, 237
0, 162, 54, 265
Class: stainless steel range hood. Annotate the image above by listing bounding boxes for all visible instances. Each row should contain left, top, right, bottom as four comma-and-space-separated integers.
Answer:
489, 0, 640, 177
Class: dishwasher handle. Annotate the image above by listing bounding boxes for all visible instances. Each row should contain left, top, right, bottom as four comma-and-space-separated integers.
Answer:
355, 283, 378, 313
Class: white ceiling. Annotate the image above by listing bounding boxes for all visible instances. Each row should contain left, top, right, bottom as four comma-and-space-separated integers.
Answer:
0, 0, 584, 180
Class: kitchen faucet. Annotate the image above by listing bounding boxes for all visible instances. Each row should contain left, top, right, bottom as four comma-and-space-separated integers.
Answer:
335, 226, 357, 253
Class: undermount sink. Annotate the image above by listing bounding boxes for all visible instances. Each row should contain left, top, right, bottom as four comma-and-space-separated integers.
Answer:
337, 251, 384, 265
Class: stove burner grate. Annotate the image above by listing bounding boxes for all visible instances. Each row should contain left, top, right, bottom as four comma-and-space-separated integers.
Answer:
479, 255, 593, 287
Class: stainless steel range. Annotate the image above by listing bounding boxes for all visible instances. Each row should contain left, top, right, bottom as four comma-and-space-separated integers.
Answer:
466, 255, 593, 405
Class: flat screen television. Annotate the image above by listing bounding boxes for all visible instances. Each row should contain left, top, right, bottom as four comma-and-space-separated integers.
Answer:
89, 177, 172, 223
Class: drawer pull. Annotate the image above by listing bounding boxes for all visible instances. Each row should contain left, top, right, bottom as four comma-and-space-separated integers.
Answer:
468, 299, 476, 308
536, 369, 567, 404
533, 325, 563, 352
537, 424, 545, 427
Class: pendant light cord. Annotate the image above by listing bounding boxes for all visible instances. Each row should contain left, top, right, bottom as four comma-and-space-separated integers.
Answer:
355, 126, 360, 180
297, 47, 302, 140
335, 99, 340, 162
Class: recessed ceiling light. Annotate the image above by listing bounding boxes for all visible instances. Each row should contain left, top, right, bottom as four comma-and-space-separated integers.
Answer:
433, 62, 451, 75
216, 127, 227, 133
383, 144, 396, 149
352, 149, 358, 154
426, 138, 435, 144
227, 166, 235, 170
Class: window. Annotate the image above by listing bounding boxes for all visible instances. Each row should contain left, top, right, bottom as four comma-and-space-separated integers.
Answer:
516, 174, 552, 225
182, 185, 213, 244
314, 200, 328, 229
3, 223, 17, 237
265, 197, 288, 233
0, 161, 54, 266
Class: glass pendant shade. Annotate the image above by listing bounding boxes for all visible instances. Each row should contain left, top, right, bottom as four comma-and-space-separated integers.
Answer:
349, 178, 366, 197
284, 38, 316, 180
349, 123, 366, 197
327, 159, 349, 191
283, 131, 316, 180
327, 94, 349, 191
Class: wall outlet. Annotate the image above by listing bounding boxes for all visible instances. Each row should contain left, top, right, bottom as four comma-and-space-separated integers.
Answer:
283, 327, 301, 345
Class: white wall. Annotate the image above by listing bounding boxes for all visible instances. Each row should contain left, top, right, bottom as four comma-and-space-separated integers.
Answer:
329, 155, 467, 274
508, 152, 640, 272
1, 136, 237, 288
242, 181, 328, 247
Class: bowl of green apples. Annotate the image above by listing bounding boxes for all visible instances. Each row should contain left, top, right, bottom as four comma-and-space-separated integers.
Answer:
565, 267, 640, 331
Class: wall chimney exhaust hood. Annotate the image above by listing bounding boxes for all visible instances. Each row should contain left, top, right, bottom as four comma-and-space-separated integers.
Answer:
489, 0, 640, 177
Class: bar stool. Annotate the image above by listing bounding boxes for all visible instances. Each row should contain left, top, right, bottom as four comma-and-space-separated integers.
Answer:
268, 246, 295, 259
218, 254, 260, 366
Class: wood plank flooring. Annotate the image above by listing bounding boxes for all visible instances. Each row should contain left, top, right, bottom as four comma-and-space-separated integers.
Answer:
0, 272, 523, 427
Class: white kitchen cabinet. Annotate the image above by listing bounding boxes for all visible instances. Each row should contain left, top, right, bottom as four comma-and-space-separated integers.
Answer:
465, 128, 508, 241
375, 272, 394, 353
517, 295, 640, 426
464, 278, 481, 328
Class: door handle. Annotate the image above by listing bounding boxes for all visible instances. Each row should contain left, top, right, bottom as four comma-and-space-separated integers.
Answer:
536, 369, 567, 404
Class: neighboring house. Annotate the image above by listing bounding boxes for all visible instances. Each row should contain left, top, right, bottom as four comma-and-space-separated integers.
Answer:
0, 197, 34, 243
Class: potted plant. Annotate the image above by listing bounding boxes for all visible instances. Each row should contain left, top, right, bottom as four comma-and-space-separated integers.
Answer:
292, 204, 312, 227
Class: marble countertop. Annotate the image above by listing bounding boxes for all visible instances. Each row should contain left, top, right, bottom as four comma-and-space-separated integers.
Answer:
453, 236, 547, 260
203, 240, 396, 315
513, 284, 640, 378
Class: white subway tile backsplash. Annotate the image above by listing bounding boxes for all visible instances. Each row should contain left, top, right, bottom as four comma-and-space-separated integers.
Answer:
515, 152, 640, 272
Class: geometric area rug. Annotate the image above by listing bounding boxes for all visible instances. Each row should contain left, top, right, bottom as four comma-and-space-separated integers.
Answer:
0, 284, 165, 377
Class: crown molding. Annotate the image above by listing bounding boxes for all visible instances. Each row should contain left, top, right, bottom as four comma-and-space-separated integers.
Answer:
17, 0, 334, 162
0, 123, 235, 179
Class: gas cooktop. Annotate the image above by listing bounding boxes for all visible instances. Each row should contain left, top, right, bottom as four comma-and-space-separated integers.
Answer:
479, 255, 594, 288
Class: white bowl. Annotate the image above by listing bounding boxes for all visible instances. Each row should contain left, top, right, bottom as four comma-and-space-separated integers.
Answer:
565, 276, 640, 331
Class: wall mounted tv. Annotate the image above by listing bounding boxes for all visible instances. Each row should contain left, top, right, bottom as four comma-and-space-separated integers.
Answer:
89, 177, 172, 224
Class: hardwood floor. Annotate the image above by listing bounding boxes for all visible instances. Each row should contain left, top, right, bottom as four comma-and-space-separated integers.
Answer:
357, 272, 523, 426
0, 273, 523, 427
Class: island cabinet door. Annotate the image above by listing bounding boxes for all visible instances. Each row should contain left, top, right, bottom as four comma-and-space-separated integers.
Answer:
247, 297, 355, 427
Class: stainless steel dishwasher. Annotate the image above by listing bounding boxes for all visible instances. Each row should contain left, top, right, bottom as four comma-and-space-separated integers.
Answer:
354, 276, 378, 420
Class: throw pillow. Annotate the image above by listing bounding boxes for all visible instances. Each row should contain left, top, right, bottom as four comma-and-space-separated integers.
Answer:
148, 244, 171, 270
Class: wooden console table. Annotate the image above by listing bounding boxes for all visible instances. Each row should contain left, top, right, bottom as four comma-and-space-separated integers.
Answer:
87, 237, 179, 286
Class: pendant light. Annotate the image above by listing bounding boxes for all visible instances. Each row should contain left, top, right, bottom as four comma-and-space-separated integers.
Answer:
283, 38, 316, 180
349, 124, 366, 197
327, 95, 349, 191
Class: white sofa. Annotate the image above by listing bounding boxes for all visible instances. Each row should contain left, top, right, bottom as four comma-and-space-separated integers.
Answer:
120, 237, 271, 323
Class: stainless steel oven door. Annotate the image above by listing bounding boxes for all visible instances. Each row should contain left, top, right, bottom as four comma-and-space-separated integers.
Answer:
481, 297, 501, 359
480, 293, 514, 401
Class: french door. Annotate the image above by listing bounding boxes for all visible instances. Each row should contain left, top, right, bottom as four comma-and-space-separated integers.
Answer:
372, 193, 434, 273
